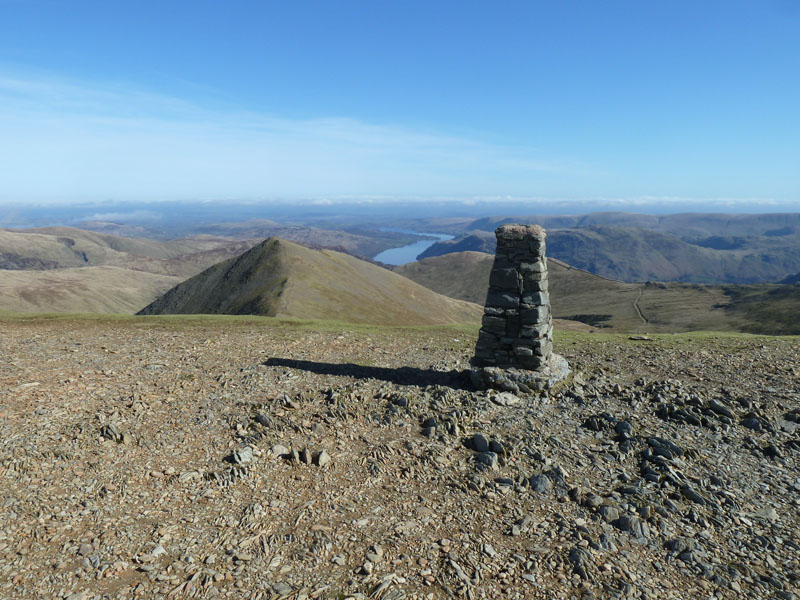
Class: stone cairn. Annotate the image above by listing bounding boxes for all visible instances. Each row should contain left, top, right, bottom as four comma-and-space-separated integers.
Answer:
471, 224, 570, 393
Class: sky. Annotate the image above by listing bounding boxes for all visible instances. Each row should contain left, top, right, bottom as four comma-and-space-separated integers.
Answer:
0, 0, 799, 209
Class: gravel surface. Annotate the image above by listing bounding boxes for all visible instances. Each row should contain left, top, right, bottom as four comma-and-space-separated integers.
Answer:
0, 317, 798, 600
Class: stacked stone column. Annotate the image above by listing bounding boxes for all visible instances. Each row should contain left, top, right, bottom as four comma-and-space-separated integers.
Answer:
471, 224, 569, 393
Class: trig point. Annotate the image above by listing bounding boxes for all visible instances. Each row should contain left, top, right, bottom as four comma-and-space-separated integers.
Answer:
471, 224, 570, 393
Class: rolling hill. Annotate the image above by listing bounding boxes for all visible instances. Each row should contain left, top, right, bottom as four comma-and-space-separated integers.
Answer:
138, 238, 482, 326
0, 266, 180, 314
0, 227, 257, 277
395, 251, 800, 334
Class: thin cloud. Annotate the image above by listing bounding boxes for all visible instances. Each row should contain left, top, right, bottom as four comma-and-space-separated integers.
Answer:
0, 72, 580, 203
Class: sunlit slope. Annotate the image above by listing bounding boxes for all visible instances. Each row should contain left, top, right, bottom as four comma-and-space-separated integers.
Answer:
395, 251, 800, 333
0, 227, 257, 277
139, 238, 483, 325
0, 266, 181, 314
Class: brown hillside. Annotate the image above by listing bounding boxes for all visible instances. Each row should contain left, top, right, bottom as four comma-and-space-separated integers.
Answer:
139, 238, 482, 326
0, 227, 257, 278
0, 266, 180, 314
395, 252, 773, 333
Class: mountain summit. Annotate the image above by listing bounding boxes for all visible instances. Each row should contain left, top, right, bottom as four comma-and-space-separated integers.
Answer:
137, 238, 482, 325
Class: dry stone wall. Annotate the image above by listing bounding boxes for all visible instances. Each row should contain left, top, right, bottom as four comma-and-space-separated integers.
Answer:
471, 224, 570, 393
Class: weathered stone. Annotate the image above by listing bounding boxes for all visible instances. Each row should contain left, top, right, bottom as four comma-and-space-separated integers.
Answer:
519, 259, 547, 274
520, 304, 550, 324
529, 474, 553, 494
313, 449, 331, 467
521, 291, 549, 306
485, 290, 520, 309
470, 433, 490, 452
475, 452, 499, 470
521, 277, 548, 293
489, 268, 521, 290
472, 226, 570, 392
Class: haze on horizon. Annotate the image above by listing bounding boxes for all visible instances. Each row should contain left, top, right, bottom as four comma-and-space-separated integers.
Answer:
1, 1, 799, 210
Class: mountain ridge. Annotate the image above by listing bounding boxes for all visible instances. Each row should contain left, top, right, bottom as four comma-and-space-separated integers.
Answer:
139, 238, 482, 326
417, 225, 800, 284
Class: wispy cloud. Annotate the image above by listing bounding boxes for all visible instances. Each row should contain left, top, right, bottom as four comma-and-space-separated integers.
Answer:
0, 72, 581, 203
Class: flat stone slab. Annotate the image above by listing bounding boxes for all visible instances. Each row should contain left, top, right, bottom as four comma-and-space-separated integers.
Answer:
471, 353, 571, 394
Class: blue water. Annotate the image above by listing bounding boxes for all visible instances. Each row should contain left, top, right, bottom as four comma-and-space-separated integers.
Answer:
373, 229, 454, 265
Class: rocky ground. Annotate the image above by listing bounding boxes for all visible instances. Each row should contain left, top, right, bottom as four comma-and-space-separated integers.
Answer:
0, 316, 798, 600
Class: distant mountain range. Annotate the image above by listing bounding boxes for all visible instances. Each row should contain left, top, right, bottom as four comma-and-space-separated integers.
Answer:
413, 212, 800, 284
2, 215, 800, 333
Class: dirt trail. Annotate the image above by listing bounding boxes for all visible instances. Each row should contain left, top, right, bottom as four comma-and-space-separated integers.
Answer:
634, 285, 649, 325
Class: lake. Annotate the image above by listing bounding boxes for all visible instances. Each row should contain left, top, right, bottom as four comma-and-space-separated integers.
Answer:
372, 229, 454, 265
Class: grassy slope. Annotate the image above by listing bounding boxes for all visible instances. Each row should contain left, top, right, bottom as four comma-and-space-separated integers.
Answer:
141, 238, 483, 326
720, 284, 800, 335
0, 266, 181, 314
0, 228, 265, 314
0, 227, 258, 277
395, 251, 800, 334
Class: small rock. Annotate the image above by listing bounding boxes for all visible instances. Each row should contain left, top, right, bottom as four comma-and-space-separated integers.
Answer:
313, 449, 331, 467
741, 417, 762, 431
272, 582, 293, 596
529, 474, 553, 494
615, 421, 633, 437
598, 505, 620, 523
708, 399, 735, 419
470, 433, 490, 453
366, 545, 383, 562
491, 392, 520, 407
100, 423, 121, 442
682, 486, 706, 505
271, 444, 289, 457
754, 507, 779, 521
615, 514, 649, 538
475, 452, 498, 470
568, 547, 596, 580
151, 544, 167, 558
230, 446, 253, 466
489, 439, 506, 455
421, 417, 438, 428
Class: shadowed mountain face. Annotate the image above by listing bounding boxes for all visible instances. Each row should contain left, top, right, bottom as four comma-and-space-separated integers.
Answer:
417, 225, 800, 284
138, 238, 482, 326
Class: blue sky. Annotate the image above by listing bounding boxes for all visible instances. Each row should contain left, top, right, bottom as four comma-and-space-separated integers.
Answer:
1, 1, 798, 208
